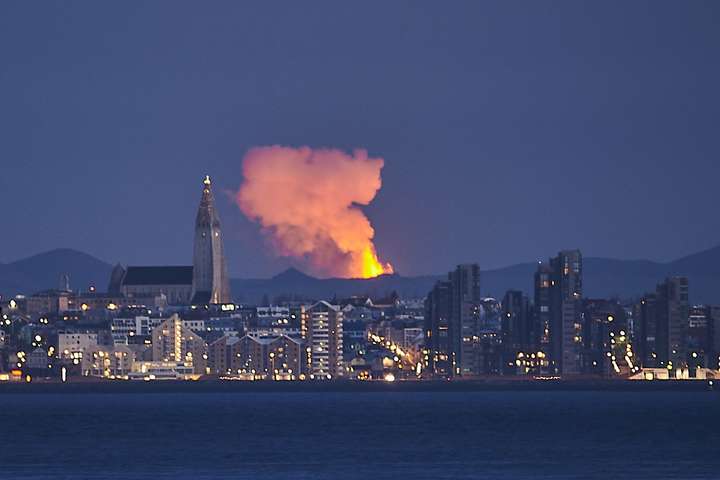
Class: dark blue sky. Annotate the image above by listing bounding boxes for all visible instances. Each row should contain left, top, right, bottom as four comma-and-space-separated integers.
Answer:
1, 1, 718, 277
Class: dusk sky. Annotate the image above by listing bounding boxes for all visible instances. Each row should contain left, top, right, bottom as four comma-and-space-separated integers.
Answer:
1, 1, 719, 278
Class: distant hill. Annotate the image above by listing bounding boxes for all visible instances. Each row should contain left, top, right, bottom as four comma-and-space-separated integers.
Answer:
0, 248, 114, 297
232, 245, 720, 305
231, 268, 441, 304
2, 246, 719, 305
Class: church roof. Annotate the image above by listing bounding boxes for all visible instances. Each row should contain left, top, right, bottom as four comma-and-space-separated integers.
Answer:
123, 266, 193, 286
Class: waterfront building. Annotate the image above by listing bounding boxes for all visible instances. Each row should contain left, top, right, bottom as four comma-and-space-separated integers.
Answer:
533, 250, 583, 374
58, 331, 98, 360
634, 294, 659, 367
712, 306, 720, 369
26, 347, 52, 372
452, 264, 482, 376
634, 277, 690, 371
265, 334, 305, 379
128, 361, 197, 380
581, 299, 627, 375
501, 290, 532, 373
688, 305, 712, 367
424, 279, 452, 375
656, 277, 690, 369
151, 314, 208, 374
533, 263, 553, 357
425, 264, 483, 376
458, 301, 484, 375
209, 333, 305, 379
81, 344, 136, 378
551, 250, 583, 375
501, 291, 531, 350
208, 334, 244, 375
306, 301, 344, 379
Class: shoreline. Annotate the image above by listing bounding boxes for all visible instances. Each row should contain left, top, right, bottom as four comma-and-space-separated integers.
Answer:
0, 378, 715, 394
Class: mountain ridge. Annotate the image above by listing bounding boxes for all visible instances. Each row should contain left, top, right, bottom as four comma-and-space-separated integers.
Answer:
1, 245, 719, 304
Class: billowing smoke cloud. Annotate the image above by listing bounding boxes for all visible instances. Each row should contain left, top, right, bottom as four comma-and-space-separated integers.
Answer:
236, 146, 394, 278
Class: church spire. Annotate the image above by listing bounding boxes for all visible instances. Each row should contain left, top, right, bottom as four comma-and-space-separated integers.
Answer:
191, 175, 231, 304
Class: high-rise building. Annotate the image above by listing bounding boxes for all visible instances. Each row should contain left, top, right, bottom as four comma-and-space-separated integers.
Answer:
582, 298, 626, 375
192, 176, 231, 305
534, 250, 583, 374
551, 250, 583, 375
688, 305, 711, 367
424, 280, 453, 375
533, 263, 553, 355
306, 301, 344, 379
655, 276, 689, 368
501, 290, 531, 354
710, 306, 720, 370
502, 290, 547, 374
451, 264, 482, 376
425, 264, 481, 376
559, 300, 583, 374
634, 293, 658, 367
458, 301, 483, 375
636, 277, 690, 370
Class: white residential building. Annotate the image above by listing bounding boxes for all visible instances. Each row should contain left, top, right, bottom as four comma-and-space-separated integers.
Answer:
306, 301, 344, 379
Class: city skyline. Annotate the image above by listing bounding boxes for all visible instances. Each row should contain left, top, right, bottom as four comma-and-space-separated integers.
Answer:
1, 3, 718, 480
2, 2, 719, 277
2, 172, 713, 382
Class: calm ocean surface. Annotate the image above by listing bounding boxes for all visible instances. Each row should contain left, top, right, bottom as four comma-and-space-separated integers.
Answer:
1, 390, 718, 479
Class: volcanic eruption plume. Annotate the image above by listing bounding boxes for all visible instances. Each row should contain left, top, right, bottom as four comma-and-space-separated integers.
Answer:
235, 146, 394, 278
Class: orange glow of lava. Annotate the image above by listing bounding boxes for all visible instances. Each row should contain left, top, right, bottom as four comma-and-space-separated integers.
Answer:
359, 245, 394, 278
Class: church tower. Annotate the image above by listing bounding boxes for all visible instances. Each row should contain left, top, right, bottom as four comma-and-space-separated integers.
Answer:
191, 175, 231, 304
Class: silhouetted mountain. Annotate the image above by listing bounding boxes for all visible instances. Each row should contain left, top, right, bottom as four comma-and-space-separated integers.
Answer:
271, 267, 318, 283
0, 249, 113, 296
667, 245, 720, 276
233, 246, 720, 304
2, 246, 720, 305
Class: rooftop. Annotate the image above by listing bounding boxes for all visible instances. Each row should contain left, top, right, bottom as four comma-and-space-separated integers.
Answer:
123, 266, 193, 286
